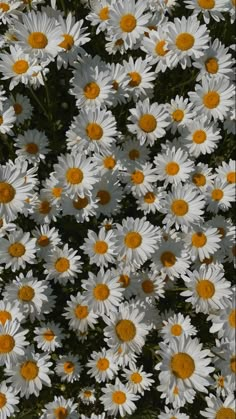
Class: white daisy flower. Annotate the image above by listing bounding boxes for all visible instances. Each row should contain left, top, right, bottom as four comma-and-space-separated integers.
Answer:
141, 27, 173, 73
160, 313, 197, 343
166, 95, 196, 134
122, 365, 154, 395
123, 56, 156, 101
94, 175, 123, 217
136, 186, 165, 215
61, 192, 98, 223
55, 353, 82, 383
100, 378, 140, 417
107, 62, 130, 107
136, 269, 165, 302
0, 300, 25, 326
0, 381, 19, 419
200, 393, 236, 419
63, 292, 98, 333
34, 321, 65, 352
40, 396, 78, 419
0, 217, 16, 238
30, 191, 60, 225
212, 373, 235, 398
41, 176, 64, 205
119, 137, 150, 170
0, 229, 36, 272
157, 378, 196, 408
92, 147, 122, 176
43, 244, 82, 285
81, 227, 117, 269
215, 159, 236, 185
184, 0, 228, 24
86, 0, 111, 34
214, 340, 236, 382
205, 178, 235, 214
0, 106, 15, 135
14, 129, 50, 164
158, 406, 189, 419
32, 225, 61, 260
154, 146, 194, 186
6, 93, 33, 125
105, 34, 127, 55
183, 224, 221, 261
122, 162, 158, 197
86, 347, 119, 382
0, 321, 28, 366
190, 163, 215, 191
0, 1, 21, 24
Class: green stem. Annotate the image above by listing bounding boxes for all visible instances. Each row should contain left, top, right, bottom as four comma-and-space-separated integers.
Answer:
42, 72, 53, 123
28, 86, 48, 119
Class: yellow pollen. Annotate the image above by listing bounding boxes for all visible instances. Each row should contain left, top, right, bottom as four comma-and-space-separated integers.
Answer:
0, 335, 15, 353
28, 32, 48, 49
115, 319, 136, 342
211, 188, 223, 201
115, 38, 124, 46
227, 172, 236, 183
165, 161, 180, 176
54, 407, 68, 419
203, 91, 220, 109
205, 57, 219, 74
104, 223, 112, 231
0, 311, 12, 325
118, 274, 130, 288
230, 356, 236, 373
83, 82, 100, 99
39, 200, 51, 214
131, 372, 142, 384
0, 3, 10, 11
86, 123, 103, 141
171, 353, 195, 379
171, 199, 189, 216
74, 305, 88, 319
124, 231, 142, 249
99, 6, 109, 20
191, 232, 207, 248
142, 279, 154, 293
128, 71, 141, 87
196, 279, 215, 299
8, 242, 25, 257
112, 80, 119, 91
155, 40, 168, 56
66, 168, 83, 184
131, 170, 144, 184
198, 0, 215, 9
192, 173, 206, 187
18, 286, 35, 301
54, 257, 70, 273
218, 227, 225, 238
161, 251, 176, 267
129, 149, 140, 160
37, 235, 49, 247
175, 33, 195, 51
96, 357, 109, 371
25, 143, 39, 154
171, 324, 183, 336
0, 182, 16, 203
52, 187, 62, 198
12, 59, 29, 74
144, 191, 155, 204
201, 256, 213, 265
138, 114, 157, 133
192, 130, 207, 144
97, 190, 111, 205
93, 283, 110, 301
103, 156, 116, 169
0, 392, 6, 408
93, 241, 108, 254
112, 390, 127, 404
83, 390, 92, 398
120, 14, 136, 32
63, 361, 74, 373
59, 34, 74, 50
172, 109, 184, 122
216, 407, 236, 419
73, 196, 88, 210
13, 103, 23, 115
217, 376, 224, 387
43, 330, 55, 341
229, 310, 236, 328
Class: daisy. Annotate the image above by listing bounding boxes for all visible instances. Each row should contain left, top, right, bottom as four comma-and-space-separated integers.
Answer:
105, 35, 127, 55
141, 27, 173, 73
160, 313, 197, 343
183, 224, 221, 261
55, 353, 82, 383
0, 1, 21, 24
214, 340, 236, 381
0, 106, 15, 135
189, 76, 235, 121
82, 269, 123, 315
86, 347, 119, 382
86, 0, 112, 34
127, 98, 169, 146
157, 380, 196, 408
205, 178, 235, 213
61, 193, 98, 223
81, 228, 117, 269
111, 263, 136, 300
157, 336, 214, 394
190, 163, 215, 191
13, 11, 63, 62
40, 396, 78, 419
94, 175, 123, 217
0, 300, 25, 326
0, 229, 36, 272
14, 129, 50, 164
122, 365, 154, 395
167, 15, 210, 69
154, 146, 194, 186
0, 382, 19, 419
207, 215, 234, 255
107, 0, 151, 50
41, 176, 64, 206
166, 95, 196, 134
30, 191, 60, 225
123, 56, 156, 101
79, 388, 96, 405
43, 244, 82, 285
136, 269, 165, 301
136, 186, 165, 215
0, 217, 16, 238
208, 289, 236, 342
184, 0, 228, 24
100, 378, 140, 417
6, 93, 33, 125
216, 159, 236, 184
119, 137, 150, 170
0, 321, 28, 366
182, 265, 232, 314
92, 147, 122, 176
107, 62, 129, 107
53, 153, 99, 199
200, 393, 236, 419
115, 216, 160, 267
159, 184, 205, 230
212, 373, 235, 398
158, 407, 189, 419
32, 225, 61, 260
122, 162, 159, 197
63, 292, 98, 333
34, 321, 65, 352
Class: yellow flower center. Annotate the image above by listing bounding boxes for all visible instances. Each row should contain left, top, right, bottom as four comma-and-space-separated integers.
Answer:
39, 200, 51, 214
175, 33, 195, 51
115, 38, 124, 46
63, 361, 74, 373
229, 310, 236, 328
144, 191, 155, 204
112, 390, 127, 405
54, 407, 68, 419
112, 80, 119, 91
131, 170, 144, 184
0, 334, 15, 353
218, 227, 225, 238
141, 279, 154, 293
93, 284, 110, 301
13, 103, 23, 115
171, 353, 195, 379
83, 82, 100, 99
227, 172, 236, 183
216, 407, 236, 419
128, 72, 141, 87
171, 199, 189, 216
161, 251, 176, 267
155, 40, 168, 56
8, 242, 25, 257
12, 59, 29, 74
171, 324, 183, 336
83, 390, 92, 398
0, 393, 6, 408
93, 241, 108, 254
66, 168, 84, 184
118, 274, 130, 288
103, 156, 116, 169
0, 116, 3, 125
54, 257, 70, 273
205, 57, 219, 74
124, 231, 142, 249
191, 232, 207, 248
120, 14, 136, 32
43, 329, 55, 341
218, 376, 224, 387
196, 279, 215, 298
129, 149, 140, 160
138, 114, 157, 133
0, 182, 16, 203
96, 357, 109, 371
73, 196, 88, 209
59, 34, 74, 50
97, 190, 111, 205
28, 32, 48, 49
25, 143, 39, 154
165, 162, 180, 176
86, 123, 103, 141
232, 0, 236, 5
198, 0, 215, 9
74, 305, 88, 319
131, 372, 142, 384
99, 6, 109, 20
230, 356, 236, 373
211, 188, 224, 201
203, 91, 220, 109
192, 130, 207, 144
192, 173, 206, 187
0, 3, 10, 11
172, 109, 184, 122
18, 286, 35, 301
0, 311, 12, 325
115, 319, 136, 341
37, 235, 49, 247
52, 187, 62, 198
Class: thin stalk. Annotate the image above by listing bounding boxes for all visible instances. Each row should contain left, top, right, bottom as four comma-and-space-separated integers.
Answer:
28, 86, 48, 119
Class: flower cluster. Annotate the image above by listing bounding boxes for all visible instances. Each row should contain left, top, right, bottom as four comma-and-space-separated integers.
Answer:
0, 0, 235, 418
